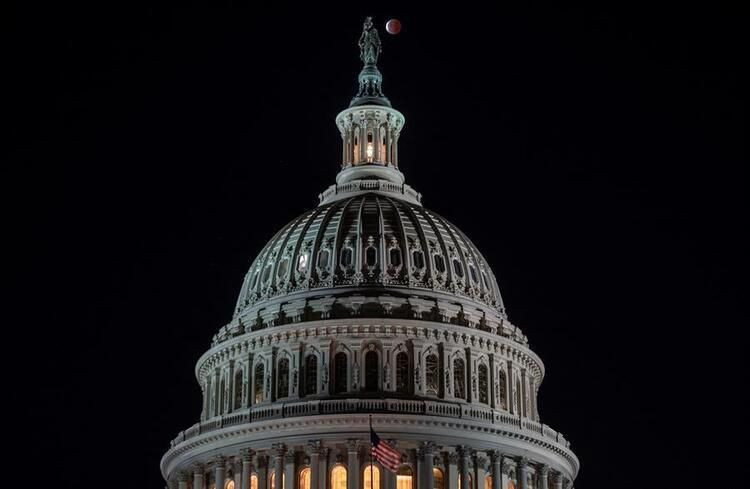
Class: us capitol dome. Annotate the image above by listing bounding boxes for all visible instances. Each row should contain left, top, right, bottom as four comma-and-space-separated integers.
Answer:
162, 16, 579, 489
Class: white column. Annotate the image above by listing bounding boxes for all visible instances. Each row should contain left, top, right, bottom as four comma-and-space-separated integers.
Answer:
257, 456, 268, 489
474, 456, 487, 489
284, 451, 296, 489
537, 465, 548, 489
241, 450, 255, 489
419, 442, 437, 489
215, 457, 227, 489
347, 439, 361, 489
272, 444, 286, 489
308, 441, 322, 489
447, 453, 459, 489
193, 464, 205, 489
234, 459, 242, 489
517, 458, 528, 489
487, 452, 501, 489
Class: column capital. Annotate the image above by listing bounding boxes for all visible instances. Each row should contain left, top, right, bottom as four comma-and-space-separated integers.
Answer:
486, 450, 503, 464
516, 457, 529, 469
271, 443, 287, 458
457, 445, 473, 458
419, 441, 439, 455
284, 451, 296, 464
177, 472, 190, 483
241, 449, 256, 463
537, 464, 549, 476
192, 464, 205, 475
346, 439, 360, 452
307, 440, 324, 455
257, 455, 269, 469
447, 452, 460, 464
475, 456, 488, 471
213, 456, 227, 468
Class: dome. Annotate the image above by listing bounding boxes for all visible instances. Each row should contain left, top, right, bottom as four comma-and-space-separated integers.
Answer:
228, 194, 507, 343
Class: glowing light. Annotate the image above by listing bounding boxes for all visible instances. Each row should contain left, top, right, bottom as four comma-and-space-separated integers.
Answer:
366, 142, 374, 161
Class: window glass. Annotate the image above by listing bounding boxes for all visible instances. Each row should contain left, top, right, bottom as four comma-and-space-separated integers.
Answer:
434, 255, 446, 273
277, 358, 290, 398
412, 250, 425, 269
331, 466, 347, 489
304, 355, 318, 396
396, 466, 412, 489
364, 465, 381, 489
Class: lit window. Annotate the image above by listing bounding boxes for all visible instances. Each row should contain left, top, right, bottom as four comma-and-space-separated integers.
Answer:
270, 472, 285, 489
433, 468, 444, 489
299, 468, 311, 489
484, 476, 492, 489
297, 253, 309, 273
251, 475, 258, 489
396, 466, 412, 489
331, 465, 347, 489
226, 481, 235, 489
364, 465, 381, 489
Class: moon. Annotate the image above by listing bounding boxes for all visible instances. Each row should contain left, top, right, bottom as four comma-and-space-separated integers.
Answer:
385, 19, 402, 35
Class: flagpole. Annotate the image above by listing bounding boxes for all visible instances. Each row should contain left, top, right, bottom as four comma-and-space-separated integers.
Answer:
369, 415, 374, 489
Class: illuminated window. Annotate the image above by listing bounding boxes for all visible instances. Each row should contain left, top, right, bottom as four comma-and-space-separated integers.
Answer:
395, 352, 409, 393
297, 253, 309, 273
396, 466, 412, 489
251, 474, 258, 489
484, 476, 492, 489
254, 363, 264, 404
454, 358, 466, 400
277, 358, 290, 398
433, 468, 444, 489
363, 465, 381, 489
458, 474, 473, 489
299, 468, 311, 489
507, 481, 515, 489
304, 355, 318, 396
226, 481, 235, 489
331, 465, 347, 489
478, 364, 489, 404
425, 354, 439, 395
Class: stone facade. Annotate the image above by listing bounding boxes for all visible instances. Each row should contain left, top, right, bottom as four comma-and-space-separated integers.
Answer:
161, 17, 578, 489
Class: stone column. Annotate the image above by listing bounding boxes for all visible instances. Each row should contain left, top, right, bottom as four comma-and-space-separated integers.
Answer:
319, 448, 329, 489
241, 450, 255, 489
458, 447, 471, 489
516, 458, 528, 489
234, 458, 243, 489
215, 457, 227, 489
384, 439, 398, 489
419, 442, 437, 489
487, 452, 502, 489
257, 456, 268, 489
284, 451, 296, 489
193, 464, 205, 489
347, 439, 361, 489
447, 453, 459, 489
272, 444, 286, 489
308, 441, 322, 489
552, 473, 563, 489
178, 472, 190, 489
536, 465, 548, 489
474, 456, 488, 489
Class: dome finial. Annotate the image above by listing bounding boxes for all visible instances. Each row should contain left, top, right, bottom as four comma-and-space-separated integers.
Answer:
351, 16, 390, 107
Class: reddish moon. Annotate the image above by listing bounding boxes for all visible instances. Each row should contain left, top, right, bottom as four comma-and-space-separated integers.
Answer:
385, 19, 402, 35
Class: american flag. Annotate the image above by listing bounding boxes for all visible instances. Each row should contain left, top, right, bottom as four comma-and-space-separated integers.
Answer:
370, 426, 401, 472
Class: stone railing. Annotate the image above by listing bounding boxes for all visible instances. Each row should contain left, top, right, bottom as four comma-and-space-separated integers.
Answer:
318, 180, 422, 205
169, 397, 571, 451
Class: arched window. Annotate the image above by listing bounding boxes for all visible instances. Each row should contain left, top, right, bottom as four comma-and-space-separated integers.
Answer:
334, 352, 348, 393
340, 247, 353, 269
484, 476, 492, 489
250, 474, 258, 489
365, 245, 377, 267
515, 379, 522, 415
270, 472, 285, 489
412, 250, 425, 269
434, 254, 446, 273
395, 352, 409, 393
389, 247, 402, 267
262, 264, 272, 284
425, 354, 439, 395
452, 258, 464, 278
304, 355, 318, 396
507, 481, 515, 489
299, 468, 311, 489
317, 249, 330, 270
365, 350, 379, 392
254, 363, 264, 404
498, 370, 508, 410
297, 253, 309, 273
364, 465, 381, 489
458, 474, 473, 489
331, 465, 347, 489
233, 369, 243, 410
433, 468, 444, 489
469, 265, 479, 284
277, 357, 290, 398
478, 364, 489, 404
226, 481, 235, 489
219, 377, 226, 414
277, 257, 289, 279
250, 270, 259, 290
396, 466, 412, 489
453, 358, 466, 400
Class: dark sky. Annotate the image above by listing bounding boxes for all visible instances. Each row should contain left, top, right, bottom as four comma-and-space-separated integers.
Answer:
7, 3, 746, 489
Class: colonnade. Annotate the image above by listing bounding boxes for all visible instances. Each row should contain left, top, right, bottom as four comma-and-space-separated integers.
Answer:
169, 442, 570, 489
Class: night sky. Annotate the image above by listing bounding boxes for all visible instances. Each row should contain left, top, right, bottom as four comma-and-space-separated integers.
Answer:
8, 3, 746, 489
